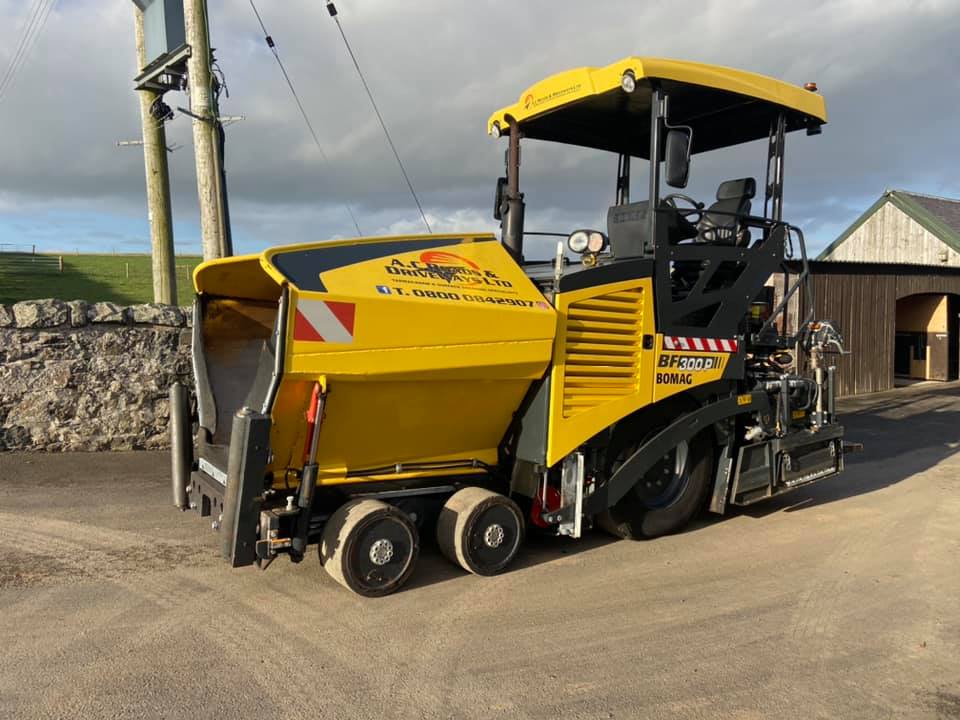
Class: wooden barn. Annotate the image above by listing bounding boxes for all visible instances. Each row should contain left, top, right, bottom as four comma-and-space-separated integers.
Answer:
786, 190, 960, 396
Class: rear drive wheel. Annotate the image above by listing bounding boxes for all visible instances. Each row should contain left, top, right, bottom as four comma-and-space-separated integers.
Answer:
320, 499, 419, 597
437, 487, 524, 575
597, 419, 713, 540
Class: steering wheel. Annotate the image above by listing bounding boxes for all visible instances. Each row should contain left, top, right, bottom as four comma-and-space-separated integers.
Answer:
662, 193, 705, 222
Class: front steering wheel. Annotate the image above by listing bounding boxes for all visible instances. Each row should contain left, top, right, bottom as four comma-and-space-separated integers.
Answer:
662, 193, 705, 222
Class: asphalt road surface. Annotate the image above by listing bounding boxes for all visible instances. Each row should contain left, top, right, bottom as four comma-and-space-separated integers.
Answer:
1, 382, 959, 719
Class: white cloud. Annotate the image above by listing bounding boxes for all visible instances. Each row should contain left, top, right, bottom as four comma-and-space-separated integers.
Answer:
0, 0, 957, 254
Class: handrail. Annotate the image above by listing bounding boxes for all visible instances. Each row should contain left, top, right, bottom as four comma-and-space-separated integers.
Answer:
521, 207, 815, 340
756, 223, 813, 339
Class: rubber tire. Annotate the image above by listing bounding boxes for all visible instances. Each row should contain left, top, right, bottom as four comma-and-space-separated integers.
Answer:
319, 499, 419, 597
597, 425, 713, 540
436, 487, 525, 576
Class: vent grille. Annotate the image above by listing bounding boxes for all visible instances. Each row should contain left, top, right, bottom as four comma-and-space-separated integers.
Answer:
561, 287, 643, 417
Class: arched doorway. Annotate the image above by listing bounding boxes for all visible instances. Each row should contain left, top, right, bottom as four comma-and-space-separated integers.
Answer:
894, 293, 960, 382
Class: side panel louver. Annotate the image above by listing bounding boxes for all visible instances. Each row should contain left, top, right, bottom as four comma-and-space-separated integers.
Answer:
561, 288, 643, 417
546, 276, 657, 467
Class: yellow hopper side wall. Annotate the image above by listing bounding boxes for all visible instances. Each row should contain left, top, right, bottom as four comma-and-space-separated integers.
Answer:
266, 236, 556, 486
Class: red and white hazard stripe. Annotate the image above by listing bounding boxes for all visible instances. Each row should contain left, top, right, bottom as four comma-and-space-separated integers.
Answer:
294, 299, 356, 343
662, 336, 739, 353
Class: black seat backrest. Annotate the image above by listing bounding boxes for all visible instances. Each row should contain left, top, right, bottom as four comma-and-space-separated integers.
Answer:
697, 177, 756, 245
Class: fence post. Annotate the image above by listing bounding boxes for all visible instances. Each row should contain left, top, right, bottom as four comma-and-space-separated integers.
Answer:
125, 262, 130, 280
58, 256, 63, 272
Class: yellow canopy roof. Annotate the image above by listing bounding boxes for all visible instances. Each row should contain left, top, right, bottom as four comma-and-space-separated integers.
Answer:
487, 56, 827, 157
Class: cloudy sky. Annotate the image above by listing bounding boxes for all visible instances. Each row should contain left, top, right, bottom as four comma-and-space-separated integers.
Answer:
0, 0, 958, 259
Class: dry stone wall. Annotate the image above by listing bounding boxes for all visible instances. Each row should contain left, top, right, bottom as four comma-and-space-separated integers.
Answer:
0, 299, 193, 452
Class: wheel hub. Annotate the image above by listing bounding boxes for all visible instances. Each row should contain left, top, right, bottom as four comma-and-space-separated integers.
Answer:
631, 440, 691, 508
368, 538, 395, 566
483, 523, 505, 548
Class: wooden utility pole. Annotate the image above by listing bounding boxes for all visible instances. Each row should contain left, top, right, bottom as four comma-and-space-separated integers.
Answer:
184, 0, 230, 260
134, 7, 177, 304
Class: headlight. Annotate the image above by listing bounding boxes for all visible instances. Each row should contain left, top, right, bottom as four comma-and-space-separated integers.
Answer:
491, 121, 502, 138
621, 70, 636, 94
587, 231, 607, 253
567, 230, 589, 253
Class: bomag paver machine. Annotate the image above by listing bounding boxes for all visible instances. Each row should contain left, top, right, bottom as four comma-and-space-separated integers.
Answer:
171, 57, 849, 596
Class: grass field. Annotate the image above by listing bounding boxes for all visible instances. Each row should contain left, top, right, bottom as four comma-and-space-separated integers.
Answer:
0, 253, 203, 306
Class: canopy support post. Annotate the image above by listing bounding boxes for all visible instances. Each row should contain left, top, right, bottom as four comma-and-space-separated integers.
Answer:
503, 117, 525, 261
616, 154, 631, 205
648, 87, 664, 249
765, 112, 787, 221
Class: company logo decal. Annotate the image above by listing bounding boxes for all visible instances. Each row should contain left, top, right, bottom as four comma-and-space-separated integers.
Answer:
376, 248, 551, 309
385, 251, 512, 288
655, 351, 729, 387
521, 83, 583, 112
414, 251, 481, 284
657, 354, 723, 371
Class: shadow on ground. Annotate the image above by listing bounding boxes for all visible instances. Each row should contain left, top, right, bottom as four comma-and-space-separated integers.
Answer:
404, 527, 617, 592
5, 382, 955, 595
409, 382, 960, 590
731, 382, 960, 520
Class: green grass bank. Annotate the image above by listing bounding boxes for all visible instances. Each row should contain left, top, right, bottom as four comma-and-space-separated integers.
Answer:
0, 253, 203, 306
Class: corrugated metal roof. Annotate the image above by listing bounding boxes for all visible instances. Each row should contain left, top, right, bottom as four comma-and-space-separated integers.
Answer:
788, 259, 960, 276
898, 191, 960, 239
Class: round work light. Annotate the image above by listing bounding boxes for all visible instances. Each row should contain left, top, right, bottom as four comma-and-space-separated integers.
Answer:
587, 232, 607, 253
567, 231, 589, 253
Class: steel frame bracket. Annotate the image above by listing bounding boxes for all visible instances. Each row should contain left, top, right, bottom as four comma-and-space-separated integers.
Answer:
554, 452, 585, 538
221, 408, 272, 568
133, 43, 191, 92
708, 435, 737, 515
583, 391, 771, 516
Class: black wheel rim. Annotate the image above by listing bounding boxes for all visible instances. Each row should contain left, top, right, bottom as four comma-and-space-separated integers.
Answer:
466, 503, 521, 573
349, 515, 415, 593
615, 439, 691, 510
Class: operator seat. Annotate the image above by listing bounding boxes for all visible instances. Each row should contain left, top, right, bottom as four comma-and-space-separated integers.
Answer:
696, 177, 756, 246
671, 177, 758, 296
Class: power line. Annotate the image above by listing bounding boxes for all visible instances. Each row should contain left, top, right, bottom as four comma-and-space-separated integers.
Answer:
0, 0, 58, 104
0, 0, 45, 100
0, 0, 46, 102
247, 0, 362, 236
324, 1, 432, 234
8, 0, 57, 100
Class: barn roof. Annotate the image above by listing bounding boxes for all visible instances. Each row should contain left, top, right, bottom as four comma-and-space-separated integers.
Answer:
818, 190, 960, 260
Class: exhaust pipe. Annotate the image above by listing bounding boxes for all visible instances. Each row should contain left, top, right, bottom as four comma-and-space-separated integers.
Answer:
170, 382, 192, 510
502, 117, 525, 261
